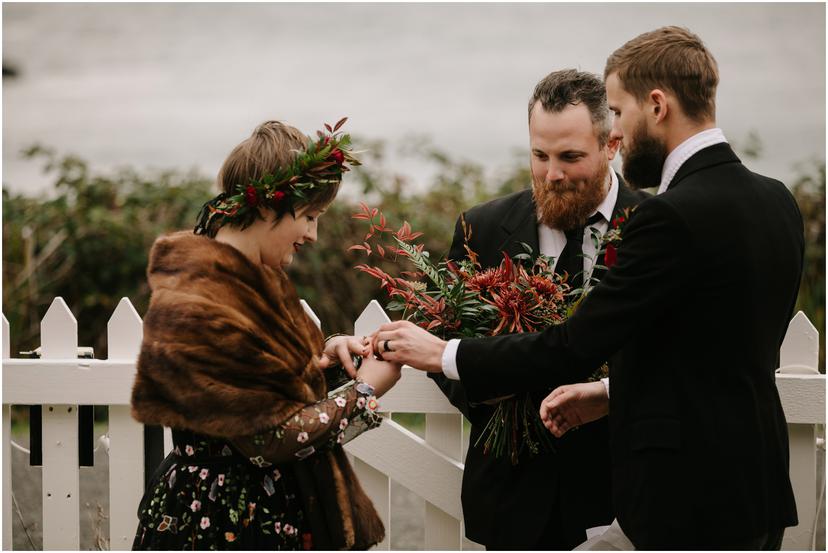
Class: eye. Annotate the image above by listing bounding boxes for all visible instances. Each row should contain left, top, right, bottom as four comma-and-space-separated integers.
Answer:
533, 151, 548, 161
562, 153, 583, 162
306, 215, 316, 222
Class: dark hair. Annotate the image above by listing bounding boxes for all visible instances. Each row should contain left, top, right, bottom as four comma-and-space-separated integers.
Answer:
604, 26, 719, 122
528, 69, 611, 147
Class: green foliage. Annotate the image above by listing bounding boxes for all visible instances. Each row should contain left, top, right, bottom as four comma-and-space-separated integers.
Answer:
2, 139, 824, 375
3, 145, 213, 357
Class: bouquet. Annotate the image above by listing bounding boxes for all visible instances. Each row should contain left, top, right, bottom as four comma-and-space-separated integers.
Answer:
349, 203, 629, 464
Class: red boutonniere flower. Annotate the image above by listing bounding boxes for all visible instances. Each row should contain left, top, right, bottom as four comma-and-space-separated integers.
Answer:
604, 244, 618, 268
331, 148, 345, 165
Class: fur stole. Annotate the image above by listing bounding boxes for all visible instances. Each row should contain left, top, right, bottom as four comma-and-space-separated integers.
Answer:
131, 231, 383, 549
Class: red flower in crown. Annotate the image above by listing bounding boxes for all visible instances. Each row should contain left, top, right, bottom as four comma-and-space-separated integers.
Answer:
245, 185, 259, 207
331, 148, 345, 165
604, 244, 618, 268
271, 190, 286, 206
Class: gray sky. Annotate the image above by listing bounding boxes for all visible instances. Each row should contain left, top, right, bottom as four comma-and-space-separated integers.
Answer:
3, 3, 825, 194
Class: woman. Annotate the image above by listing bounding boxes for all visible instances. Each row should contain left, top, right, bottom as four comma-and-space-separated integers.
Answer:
131, 119, 397, 550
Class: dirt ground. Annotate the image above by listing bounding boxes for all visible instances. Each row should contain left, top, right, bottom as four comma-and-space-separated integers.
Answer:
8, 431, 824, 551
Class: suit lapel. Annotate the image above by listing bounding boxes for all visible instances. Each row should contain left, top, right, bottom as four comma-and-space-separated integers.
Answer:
492, 189, 539, 266
592, 172, 643, 282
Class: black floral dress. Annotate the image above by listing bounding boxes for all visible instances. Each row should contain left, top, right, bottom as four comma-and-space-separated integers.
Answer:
133, 379, 381, 550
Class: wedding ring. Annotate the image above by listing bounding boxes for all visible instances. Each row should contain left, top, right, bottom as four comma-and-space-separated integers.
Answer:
383, 340, 393, 353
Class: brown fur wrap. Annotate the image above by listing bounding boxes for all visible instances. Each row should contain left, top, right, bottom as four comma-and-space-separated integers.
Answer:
131, 231, 384, 549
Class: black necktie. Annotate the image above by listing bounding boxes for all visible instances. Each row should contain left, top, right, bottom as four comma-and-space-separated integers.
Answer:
554, 213, 603, 290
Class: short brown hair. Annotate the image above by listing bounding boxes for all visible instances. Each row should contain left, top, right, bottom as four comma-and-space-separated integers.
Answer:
217, 121, 340, 216
604, 26, 719, 122
529, 69, 611, 147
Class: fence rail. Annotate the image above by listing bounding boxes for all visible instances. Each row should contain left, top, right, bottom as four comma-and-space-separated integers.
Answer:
2, 298, 825, 550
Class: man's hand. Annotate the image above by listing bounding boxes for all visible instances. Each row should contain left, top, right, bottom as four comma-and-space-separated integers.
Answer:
540, 381, 609, 438
370, 320, 447, 373
319, 335, 372, 377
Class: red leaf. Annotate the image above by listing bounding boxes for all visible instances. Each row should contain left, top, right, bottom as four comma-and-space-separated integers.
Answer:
352, 213, 370, 220
348, 245, 367, 252
377, 244, 386, 257
324, 123, 333, 133
334, 117, 348, 131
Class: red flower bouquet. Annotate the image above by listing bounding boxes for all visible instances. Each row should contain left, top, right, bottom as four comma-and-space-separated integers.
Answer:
349, 204, 631, 464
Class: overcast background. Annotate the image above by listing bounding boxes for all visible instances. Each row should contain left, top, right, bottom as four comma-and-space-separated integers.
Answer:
3, 3, 825, 195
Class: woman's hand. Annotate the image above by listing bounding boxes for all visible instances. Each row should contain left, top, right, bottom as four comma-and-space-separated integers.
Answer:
319, 335, 373, 377
356, 358, 402, 398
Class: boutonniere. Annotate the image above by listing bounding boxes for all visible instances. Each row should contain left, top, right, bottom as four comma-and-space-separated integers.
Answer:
600, 206, 634, 269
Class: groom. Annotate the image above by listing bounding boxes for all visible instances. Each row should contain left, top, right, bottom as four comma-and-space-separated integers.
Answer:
372, 26, 802, 549
430, 69, 647, 550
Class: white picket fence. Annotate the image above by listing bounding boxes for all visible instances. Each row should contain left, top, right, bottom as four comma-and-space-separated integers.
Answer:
1, 297, 824, 550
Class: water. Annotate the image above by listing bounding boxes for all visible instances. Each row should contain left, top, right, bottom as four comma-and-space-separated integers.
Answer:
3, 3, 825, 195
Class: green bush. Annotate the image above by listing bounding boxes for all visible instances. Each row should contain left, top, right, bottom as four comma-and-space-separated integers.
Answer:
2, 140, 824, 372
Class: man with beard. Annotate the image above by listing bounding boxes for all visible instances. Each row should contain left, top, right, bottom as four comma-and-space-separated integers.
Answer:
429, 69, 647, 550
372, 27, 802, 550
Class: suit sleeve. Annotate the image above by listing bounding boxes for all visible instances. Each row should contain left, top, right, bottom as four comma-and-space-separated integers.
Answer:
427, 215, 476, 420
457, 198, 695, 402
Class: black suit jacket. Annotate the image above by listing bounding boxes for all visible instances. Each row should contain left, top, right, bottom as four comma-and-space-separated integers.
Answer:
430, 174, 648, 548
455, 144, 803, 549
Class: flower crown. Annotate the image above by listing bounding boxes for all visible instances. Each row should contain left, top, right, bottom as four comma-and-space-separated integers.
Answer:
194, 117, 360, 237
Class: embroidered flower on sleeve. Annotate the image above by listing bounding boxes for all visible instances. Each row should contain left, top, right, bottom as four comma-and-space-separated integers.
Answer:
334, 396, 347, 408
274, 521, 282, 534
297, 431, 309, 443
185, 445, 194, 456
199, 468, 209, 480
284, 523, 295, 535
187, 465, 199, 473
225, 532, 236, 542
217, 474, 225, 486
339, 418, 349, 430
190, 500, 202, 512
200, 516, 210, 529
367, 398, 379, 412
318, 412, 330, 425
295, 446, 315, 459
337, 432, 346, 444
249, 456, 272, 468
356, 396, 366, 409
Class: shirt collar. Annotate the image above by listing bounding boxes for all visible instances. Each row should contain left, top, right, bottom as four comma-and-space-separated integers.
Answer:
593, 168, 618, 223
658, 128, 728, 195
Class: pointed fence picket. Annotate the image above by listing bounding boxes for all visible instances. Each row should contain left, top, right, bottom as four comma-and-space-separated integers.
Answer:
40, 298, 81, 550
1, 301, 824, 550
106, 299, 145, 550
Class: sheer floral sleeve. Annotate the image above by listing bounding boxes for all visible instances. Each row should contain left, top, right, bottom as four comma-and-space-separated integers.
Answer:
230, 380, 382, 467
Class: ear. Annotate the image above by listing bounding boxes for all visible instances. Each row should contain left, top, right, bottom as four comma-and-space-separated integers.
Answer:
606, 136, 620, 160
649, 89, 668, 123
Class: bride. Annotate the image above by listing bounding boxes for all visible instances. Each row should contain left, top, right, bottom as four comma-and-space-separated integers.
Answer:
131, 119, 396, 550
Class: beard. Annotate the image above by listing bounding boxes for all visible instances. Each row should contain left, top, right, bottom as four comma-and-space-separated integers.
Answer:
621, 119, 669, 190
532, 155, 609, 231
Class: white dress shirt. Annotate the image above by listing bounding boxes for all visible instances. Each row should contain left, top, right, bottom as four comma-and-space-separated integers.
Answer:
442, 130, 729, 388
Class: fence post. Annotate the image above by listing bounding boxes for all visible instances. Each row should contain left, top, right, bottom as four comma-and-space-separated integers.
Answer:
424, 413, 463, 550
779, 311, 820, 550
107, 298, 145, 550
354, 301, 392, 550
3, 314, 12, 550
40, 298, 80, 549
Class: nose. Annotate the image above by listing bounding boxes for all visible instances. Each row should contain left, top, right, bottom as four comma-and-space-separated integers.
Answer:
545, 162, 565, 183
610, 118, 623, 142
305, 221, 318, 243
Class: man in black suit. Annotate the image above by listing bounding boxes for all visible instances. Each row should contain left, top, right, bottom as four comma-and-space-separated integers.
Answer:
429, 69, 647, 550
372, 27, 802, 549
